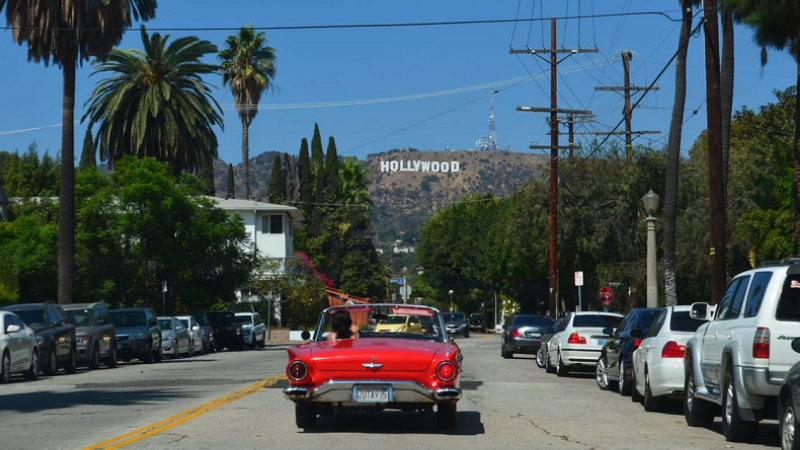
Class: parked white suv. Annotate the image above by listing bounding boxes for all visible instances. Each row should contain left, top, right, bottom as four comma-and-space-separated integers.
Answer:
235, 312, 265, 349
684, 260, 800, 442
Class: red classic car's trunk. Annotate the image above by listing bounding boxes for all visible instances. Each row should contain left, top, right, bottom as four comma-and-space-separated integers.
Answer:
310, 338, 443, 372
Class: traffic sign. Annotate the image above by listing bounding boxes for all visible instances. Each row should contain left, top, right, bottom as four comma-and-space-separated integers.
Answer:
574, 271, 584, 286
389, 278, 404, 284
599, 287, 614, 306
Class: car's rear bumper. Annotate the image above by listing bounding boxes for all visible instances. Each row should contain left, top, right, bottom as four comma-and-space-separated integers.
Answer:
647, 358, 685, 397
506, 337, 542, 354
284, 380, 462, 405
561, 346, 602, 369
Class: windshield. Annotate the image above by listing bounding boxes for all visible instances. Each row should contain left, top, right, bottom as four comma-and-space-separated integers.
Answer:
178, 318, 189, 328
65, 309, 91, 327
442, 313, 466, 323
315, 304, 446, 343
158, 319, 173, 330
235, 316, 253, 325
110, 312, 146, 328
12, 310, 45, 329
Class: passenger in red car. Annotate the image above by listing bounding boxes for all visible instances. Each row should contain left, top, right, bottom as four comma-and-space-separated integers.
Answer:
327, 310, 359, 342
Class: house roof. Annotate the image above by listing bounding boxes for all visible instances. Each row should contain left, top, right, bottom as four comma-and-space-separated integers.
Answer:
205, 197, 305, 229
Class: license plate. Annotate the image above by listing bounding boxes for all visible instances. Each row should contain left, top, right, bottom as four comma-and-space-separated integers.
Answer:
597, 339, 607, 346
353, 385, 392, 403
527, 332, 541, 338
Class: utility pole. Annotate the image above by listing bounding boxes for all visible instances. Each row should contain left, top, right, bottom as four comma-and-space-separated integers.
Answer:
593, 52, 660, 162
701, 0, 726, 303
511, 19, 597, 319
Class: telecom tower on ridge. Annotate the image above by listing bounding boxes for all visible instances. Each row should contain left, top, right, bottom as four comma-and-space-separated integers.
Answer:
476, 89, 499, 151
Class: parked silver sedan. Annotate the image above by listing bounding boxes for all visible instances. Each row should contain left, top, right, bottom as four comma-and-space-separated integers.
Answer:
0, 311, 39, 382
176, 315, 203, 355
157, 316, 191, 359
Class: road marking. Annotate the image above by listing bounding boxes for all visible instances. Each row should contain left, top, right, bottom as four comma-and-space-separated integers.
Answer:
83, 374, 286, 450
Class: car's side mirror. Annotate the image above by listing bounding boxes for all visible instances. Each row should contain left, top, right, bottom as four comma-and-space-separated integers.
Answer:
690, 302, 711, 321
602, 327, 615, 336
6, 324, 20, 333
192, 325, 199, 331
300, 330, 311, 341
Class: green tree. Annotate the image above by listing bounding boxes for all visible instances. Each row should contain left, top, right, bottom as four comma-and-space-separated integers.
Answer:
218, 25, 277, 200
267, 154, 284, 203
226, 163, 235, 199
0, 0, 157, 304
79, 129, 97, 172
0, 144, 59, 198
82, 26, 222, 176
297, 138, 312, 218
338, 158, 371, 206
200, 154, 216, 196
324, 136, 340, 203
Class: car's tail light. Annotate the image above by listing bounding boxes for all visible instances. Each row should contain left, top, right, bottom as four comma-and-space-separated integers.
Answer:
633, 339, 643, 349
661, 341, 685, 358
510, 329, 521, 338
436, 361, 457, 381
288, 360, 309, 381
753, 327, 770, 359
567, 332, 586, 344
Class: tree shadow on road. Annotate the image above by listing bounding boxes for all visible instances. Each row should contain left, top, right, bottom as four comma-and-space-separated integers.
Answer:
304, 410, 485, 435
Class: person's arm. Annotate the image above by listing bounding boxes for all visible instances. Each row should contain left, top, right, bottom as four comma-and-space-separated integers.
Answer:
350, 324, 359, 339
327, 332, 337, 342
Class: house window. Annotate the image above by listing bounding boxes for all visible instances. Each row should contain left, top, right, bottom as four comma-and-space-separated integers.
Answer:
262, 214, 284, 234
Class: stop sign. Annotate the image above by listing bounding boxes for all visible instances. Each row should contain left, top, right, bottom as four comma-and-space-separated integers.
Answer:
599, 287, 614, 306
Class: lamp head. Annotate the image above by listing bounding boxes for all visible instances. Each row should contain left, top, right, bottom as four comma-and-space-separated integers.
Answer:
642, 189, 660, 216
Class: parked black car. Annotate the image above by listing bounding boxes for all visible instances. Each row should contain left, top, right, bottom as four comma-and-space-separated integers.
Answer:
2, 302, 77, 375
442, 312, 470, 338
536, 316, 565, 368
63, 303, 117, 369
469, 313, 486, 333
189, 312, 216, 354
597, 307, 663, 396
110, 307, 162, 363
501, 314, 554, 359
206, 311, 243, 351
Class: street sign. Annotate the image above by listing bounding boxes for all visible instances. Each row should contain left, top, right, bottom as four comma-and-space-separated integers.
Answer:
574, 271, 584, 286
599, 287, 614, 306
389, 278, 404, 284
400, 285, 412, 302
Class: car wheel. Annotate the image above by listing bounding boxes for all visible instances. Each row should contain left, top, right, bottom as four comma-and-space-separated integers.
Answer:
618, 360, 631, 396
596, 357, 611, 390
88, 345, 101, 370
63, 345, 78, 374
154, 343, 163, 363
0, 351, 10, 383
556, 350, 569, 377
143, 342, 154, 364
258, 332, 266, 348
545, 349, 555, 374
44, 348, 58, 375
631, 364, 642, 403
781, 396, 800, 450
173, 340, 180, 359
105, 346, 118, 369
722, 366, 757, 441
501, 340, 512, 359
295, 403, 317, 429
536, 348, 546, 368
643, 369, 662, 412
24, 349, 39, 380
684, 362, 714, 427
437, 401, 457, 430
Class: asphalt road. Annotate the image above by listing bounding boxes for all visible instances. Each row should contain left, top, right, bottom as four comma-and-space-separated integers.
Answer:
0, 334, 783, 449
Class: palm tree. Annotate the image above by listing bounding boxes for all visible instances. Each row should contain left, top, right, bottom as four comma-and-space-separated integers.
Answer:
721, 0, 800, 253
82, 26, 223, 175
0, 0, 157, 304
218, 26, 277, 200
338, 158, 371, 206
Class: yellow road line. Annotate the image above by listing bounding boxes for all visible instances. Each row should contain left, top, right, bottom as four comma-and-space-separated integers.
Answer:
83, 374, 286, 450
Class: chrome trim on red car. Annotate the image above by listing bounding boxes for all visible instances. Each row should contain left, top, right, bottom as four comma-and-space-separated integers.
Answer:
284, 379, 462, 404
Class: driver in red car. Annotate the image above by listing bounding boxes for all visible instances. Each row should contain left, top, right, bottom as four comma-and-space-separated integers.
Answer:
327, 310, 359, 342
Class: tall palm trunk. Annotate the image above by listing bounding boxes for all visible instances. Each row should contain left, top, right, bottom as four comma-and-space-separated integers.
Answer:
241, 117, 250, 200
58, 58, 76, 305
721, 8, 734, 271
664, 2, 692, 307
794, 58, 800, 255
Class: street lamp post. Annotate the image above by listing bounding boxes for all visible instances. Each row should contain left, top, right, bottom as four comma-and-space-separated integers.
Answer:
642, 190, 660, 308
448, 290, 454, 312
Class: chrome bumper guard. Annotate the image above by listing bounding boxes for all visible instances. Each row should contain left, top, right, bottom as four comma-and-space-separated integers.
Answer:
284, 380, 462, 404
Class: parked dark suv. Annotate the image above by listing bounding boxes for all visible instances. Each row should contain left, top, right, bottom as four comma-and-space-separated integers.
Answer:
63, 303, 117, 369
2, 302, 77, 375
110, 307, 162, 363
206, 311, 243, 351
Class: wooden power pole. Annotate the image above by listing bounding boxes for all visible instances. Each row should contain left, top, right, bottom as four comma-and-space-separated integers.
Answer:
511, 19, 596, 319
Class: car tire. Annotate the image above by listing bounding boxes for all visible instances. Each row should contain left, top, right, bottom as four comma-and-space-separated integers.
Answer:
295, 403, 317, 429
173, 340, 180, 359
781, 396, 800, 450
258, 332, 266, 348
0, 351, 10, 383
105, 346, 118, 369
643, 369, 662, 412
618, 360, 631, 396
536, 348, 546, 368
556, 350, 569, 377
63, 345, 78, 374
631, 364, 643, 403
44, 348, 58, 375
722, 366, 757, 442
154, 343, 163, 363
684, 362, 715, 427
88, 345, 101, 370
501, 341, 512, 359
545, 349, 556, 374
143, 342, 154, 364
437, 401, 457, 430
596, 356, 611, 390
24, 349, 39, 381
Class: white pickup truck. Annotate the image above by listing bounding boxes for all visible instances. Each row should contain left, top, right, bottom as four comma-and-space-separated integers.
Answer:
684, 260, 800, 442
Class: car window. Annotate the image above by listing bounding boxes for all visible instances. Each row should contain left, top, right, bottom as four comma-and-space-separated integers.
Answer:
13, 309, 45, 328
94, 307, 104, 325
557, 316, 570, 331
512, 315, 554, 327
65, 309, 91, 327
551, 318, 564, 332
727, 275, 750, 319
744, 272, 773, 318
716, 277, 741, 320
319, 305, 445, 342
615, 315, 631, 334
572, 314, 622, 328
158, 319, 173, 330
669, 310, 708, 332
647, 310, 666, 337
179, 318, 189, 328
236, 315, 253, 325
776, 274, 800, 322
634, 309, 663, 332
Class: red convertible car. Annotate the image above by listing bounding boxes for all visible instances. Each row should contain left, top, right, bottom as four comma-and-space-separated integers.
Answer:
284, 304, 463, 429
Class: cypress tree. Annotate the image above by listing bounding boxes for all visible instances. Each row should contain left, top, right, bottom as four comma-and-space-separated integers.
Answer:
200, 154, 216, 196
283, 153, 295, 202
310, 123, 324, 185
324, 136, 340, 202
78, 128, 97, 171
298, 138, 312, 217
267, 154, 284, 203
226, 163, 235, 199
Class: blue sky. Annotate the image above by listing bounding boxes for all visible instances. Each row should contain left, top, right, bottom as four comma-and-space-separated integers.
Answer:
0, 0, 796, 166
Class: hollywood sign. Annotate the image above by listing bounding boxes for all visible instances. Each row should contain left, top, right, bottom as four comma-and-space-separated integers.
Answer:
380, 159, 461, 174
